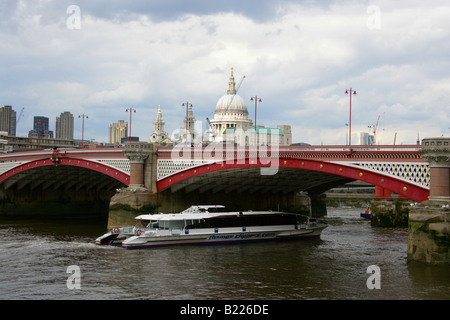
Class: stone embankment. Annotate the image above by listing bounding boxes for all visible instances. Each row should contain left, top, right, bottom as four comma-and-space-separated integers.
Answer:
408, 200, 449, 266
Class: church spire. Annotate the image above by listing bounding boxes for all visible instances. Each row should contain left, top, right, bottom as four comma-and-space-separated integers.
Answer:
227, 67, 236, 95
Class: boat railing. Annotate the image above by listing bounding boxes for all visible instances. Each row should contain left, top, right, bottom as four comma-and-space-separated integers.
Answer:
121, 226, 136, 234
110, 226, 147, 235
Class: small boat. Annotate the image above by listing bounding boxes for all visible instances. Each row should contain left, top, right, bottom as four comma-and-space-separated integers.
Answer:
120, 205, 328, 249
360, 206, 371, 219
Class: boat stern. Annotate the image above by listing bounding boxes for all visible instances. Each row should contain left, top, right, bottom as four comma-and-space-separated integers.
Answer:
95, 232, 122, 246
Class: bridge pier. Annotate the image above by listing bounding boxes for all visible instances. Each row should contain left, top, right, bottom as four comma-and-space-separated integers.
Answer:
408, 138, 450, 266
108, 142, 158, 227
374, 185, 392, 199
123, 142, 154, 190
371, 184, 409, 227
370, 198, 410, 227
309, 193, 327, 217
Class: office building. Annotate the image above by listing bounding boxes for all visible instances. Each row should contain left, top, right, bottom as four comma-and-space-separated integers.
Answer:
0, 105, 16, 137
109, 120, 128, 144
56, 111, 74, 140
29, 116, 53, 139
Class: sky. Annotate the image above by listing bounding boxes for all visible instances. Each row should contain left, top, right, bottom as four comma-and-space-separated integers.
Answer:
1, 0, 449, 145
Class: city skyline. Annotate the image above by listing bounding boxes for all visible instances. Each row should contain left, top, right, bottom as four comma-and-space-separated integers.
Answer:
1, 1, 449, 145
1, 103, 371, 146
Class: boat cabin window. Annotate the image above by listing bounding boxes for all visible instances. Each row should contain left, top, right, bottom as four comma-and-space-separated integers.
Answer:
149, 222, 159, 229
207, 207, 228, 213
185, 214, 300, 229
159, 219, 185, 230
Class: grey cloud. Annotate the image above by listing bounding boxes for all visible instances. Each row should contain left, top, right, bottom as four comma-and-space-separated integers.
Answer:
50, 0, 297, 22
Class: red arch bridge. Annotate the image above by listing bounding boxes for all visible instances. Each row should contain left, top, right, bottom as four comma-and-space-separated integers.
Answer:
0, 144, 429, 204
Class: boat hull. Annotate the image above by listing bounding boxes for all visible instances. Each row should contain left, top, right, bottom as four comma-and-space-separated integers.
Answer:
360, 213, 371, 219
122, 227, 326, 249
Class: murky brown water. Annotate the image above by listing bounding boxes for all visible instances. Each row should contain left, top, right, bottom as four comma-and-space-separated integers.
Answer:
0, 208, 448, 300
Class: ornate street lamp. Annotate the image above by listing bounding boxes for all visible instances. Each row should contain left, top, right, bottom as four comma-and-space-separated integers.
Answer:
125, 108, 136, 142
250, 96, 262, 146
345, 88, 356, 146
182, 102, 192, 144
78, 114, 88, 148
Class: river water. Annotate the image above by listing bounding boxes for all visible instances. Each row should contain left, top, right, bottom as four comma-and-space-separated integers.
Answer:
0, 207, 448, 300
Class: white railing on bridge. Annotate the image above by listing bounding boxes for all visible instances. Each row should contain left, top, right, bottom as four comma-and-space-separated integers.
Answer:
0, 147, 131, 176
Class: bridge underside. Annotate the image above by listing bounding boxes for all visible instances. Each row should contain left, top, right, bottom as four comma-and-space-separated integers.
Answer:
157, 158, 430, 203
2, 165, 126, 192
0, 165, 127, 217
166, 167, 354, 195
154, 165, 355, 215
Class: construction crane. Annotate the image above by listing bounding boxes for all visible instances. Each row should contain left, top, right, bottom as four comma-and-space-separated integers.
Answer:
370, 112, 384, 145
17, 107, 25, 125
236, 75, 246, 93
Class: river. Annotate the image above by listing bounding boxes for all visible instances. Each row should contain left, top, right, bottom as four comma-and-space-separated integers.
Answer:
0, 207, 448, 300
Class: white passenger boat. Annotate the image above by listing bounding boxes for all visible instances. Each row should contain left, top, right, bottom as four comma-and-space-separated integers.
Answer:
121, 205, 328, 249
95, 205, 223, 245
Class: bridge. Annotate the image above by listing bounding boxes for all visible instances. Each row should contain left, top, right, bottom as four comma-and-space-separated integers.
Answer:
156, 144, 429, 202
0, 143, 431, 210
0, 147, 131, 217
0, 139, 448, 265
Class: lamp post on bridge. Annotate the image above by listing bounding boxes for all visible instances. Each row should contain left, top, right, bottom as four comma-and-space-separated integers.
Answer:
78, 114, 88, 148
250, 96, 262, 146
345, 88, 356, 146
345, 123, 349, 145
125, 108, 136, 142
182, 102, 192, 144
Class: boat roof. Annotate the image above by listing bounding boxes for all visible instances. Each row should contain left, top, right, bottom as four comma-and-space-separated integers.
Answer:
135, 208, 295, 221
136, 212, 228, 221
181, 205, 226, 213
135, 205, 224, 220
